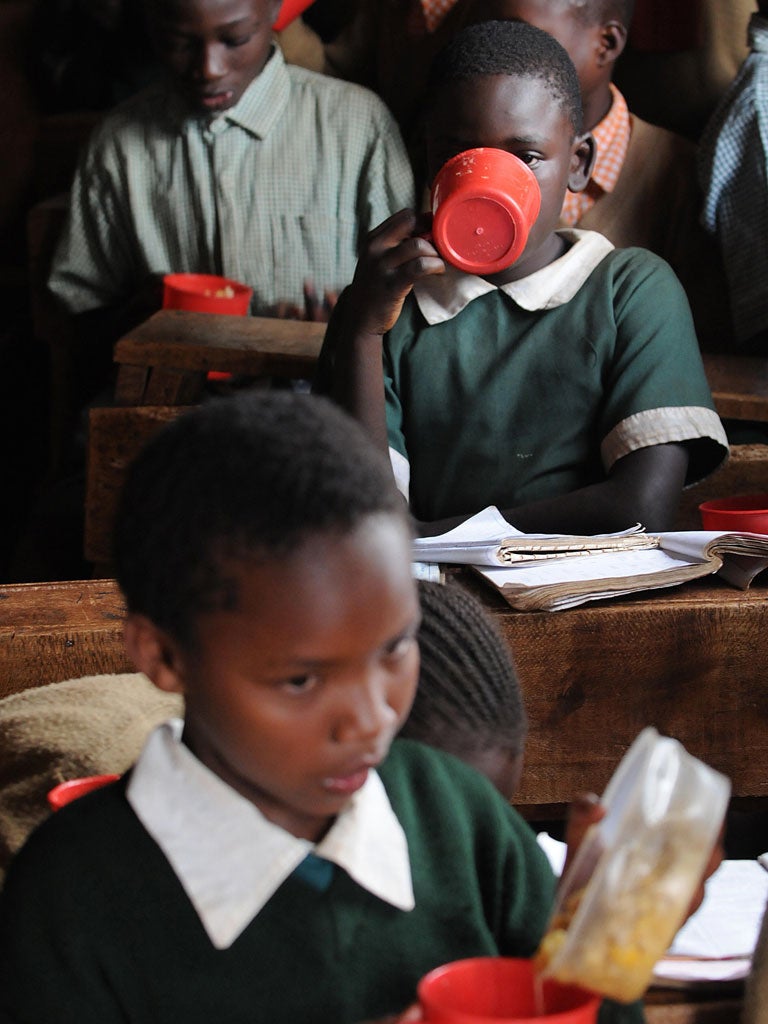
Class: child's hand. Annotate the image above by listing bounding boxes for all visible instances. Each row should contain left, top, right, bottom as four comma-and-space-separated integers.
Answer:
344, 209, 445, 337
268, 282, 338, 322
562, 791, 604, 880
563, 793, 723, 925
684, 823, 724, 921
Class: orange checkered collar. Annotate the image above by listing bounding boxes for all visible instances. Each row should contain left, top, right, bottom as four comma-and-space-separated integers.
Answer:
588, 83, 631, 193
419, 0, 461, 32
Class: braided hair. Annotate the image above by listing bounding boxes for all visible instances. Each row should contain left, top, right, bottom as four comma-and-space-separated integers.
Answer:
402, 581, 528, 763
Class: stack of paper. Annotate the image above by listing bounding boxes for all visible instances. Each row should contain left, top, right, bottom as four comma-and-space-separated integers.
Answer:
413, 507, 768, 612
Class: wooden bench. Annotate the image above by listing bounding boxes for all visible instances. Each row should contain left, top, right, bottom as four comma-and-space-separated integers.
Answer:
113, 309, 326, 405
3, 574, 767, 813
703, 352, 768, 423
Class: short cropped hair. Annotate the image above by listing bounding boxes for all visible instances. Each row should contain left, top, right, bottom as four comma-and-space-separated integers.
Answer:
474, 0, 635, 29
401, 581, 528, 757
426, 18, 583, 136
114, 392, 407, 649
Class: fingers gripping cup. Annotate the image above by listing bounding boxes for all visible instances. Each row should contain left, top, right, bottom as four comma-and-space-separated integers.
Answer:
418, 957, 599, 1024
430, 149, 541, 275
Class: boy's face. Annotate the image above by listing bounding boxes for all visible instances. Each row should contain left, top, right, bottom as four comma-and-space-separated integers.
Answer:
147, 0, 281, 113
426, 73, 592, 282
147, 514, 420, 842
470, 0, 609, 98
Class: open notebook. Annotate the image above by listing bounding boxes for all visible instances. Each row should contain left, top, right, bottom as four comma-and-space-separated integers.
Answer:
412, 507, 768, 611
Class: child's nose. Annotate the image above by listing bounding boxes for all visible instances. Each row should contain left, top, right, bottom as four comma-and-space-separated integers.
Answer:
197, 43, 227, 82
333, 674, 398, 746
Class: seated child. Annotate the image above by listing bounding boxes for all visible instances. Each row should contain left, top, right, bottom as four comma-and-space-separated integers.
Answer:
404, 579, 528, 799
315, 19, 728, 538
698, 1, 768, 355
466, 0, 732, 351
0, 390, 610, 1024
48, 0, 415, 355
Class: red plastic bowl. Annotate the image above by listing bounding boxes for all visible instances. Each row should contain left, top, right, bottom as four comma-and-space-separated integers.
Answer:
47, 774, 121, 811
162, 273, 253, 316
418, 957, 599, 1023
273, 0, 316, 31
698, 493, 768, 533
430, 148, 541, 275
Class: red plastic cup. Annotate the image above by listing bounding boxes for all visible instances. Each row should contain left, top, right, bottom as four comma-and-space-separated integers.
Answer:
418, 958, 600, 1024
47, 774, 121, 811
162, 273, 253, 316
430, 149, 541, 275
698, 493, 768, 533
273, 0, 316, 31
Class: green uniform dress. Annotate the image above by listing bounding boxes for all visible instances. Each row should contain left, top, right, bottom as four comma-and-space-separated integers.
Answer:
383, 240, 727, 522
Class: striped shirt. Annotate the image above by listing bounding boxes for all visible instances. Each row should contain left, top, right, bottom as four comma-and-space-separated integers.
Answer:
49, 46, 415, 315
699, 13, 768, 346
560, 84, 631, 226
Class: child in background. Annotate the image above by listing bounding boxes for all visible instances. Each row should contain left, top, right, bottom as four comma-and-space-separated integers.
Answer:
48, 0, 414, 361
698, 1, 768, 355
2, 390, 627, 1024
316, 19, 727, 539
466, 0, 731, 351
404, 579, 527, 800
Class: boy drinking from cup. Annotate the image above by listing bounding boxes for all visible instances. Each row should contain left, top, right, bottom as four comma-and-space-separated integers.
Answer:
315, 19, 728, 538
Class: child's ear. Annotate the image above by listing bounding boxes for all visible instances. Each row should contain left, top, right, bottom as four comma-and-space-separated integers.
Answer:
123, 614, 188, 696
567, 133, 597, 194
597, 20, 628, 68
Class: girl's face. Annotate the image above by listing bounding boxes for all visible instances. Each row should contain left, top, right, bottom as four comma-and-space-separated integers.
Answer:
162, 513, 421, 841
426, 73, 593, 283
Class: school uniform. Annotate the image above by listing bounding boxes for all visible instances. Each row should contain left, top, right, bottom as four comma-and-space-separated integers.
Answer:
0, 728, 640, 1023
379, 230, 728, 522
49, 46, 414, 317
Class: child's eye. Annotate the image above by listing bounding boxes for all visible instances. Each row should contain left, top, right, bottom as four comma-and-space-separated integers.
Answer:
223, 34, 253, 48
383, 634, 417, 662
518, 153, 541, 168
279, 674, 320, 694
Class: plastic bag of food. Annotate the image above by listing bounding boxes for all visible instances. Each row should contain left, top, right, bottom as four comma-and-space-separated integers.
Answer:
535, 727, 730, 1003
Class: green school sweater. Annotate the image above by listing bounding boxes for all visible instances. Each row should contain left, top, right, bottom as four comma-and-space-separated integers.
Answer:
0, 739, 641, 1024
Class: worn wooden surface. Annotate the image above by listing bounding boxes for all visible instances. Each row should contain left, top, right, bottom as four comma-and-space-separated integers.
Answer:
644, 997, 742, 1024
2, 575, 767, 812
703, 352, 768, 423
85, 405, 183, 566
113, 309, 326, 403
0, 580, 130, 699
452, 572, 768, 808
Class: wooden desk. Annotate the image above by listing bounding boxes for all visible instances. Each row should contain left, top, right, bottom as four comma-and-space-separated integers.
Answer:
2, 575, 767, 811
113, 309, 326, 404
703, 352, 768, 423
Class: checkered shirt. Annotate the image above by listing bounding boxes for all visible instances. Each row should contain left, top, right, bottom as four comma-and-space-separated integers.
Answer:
561, 84, 631, 226
699, 13, 768, 345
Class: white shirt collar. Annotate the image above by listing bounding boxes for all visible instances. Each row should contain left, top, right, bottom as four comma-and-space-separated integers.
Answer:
414, 229, 614, 325
127, 721, 414, 949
